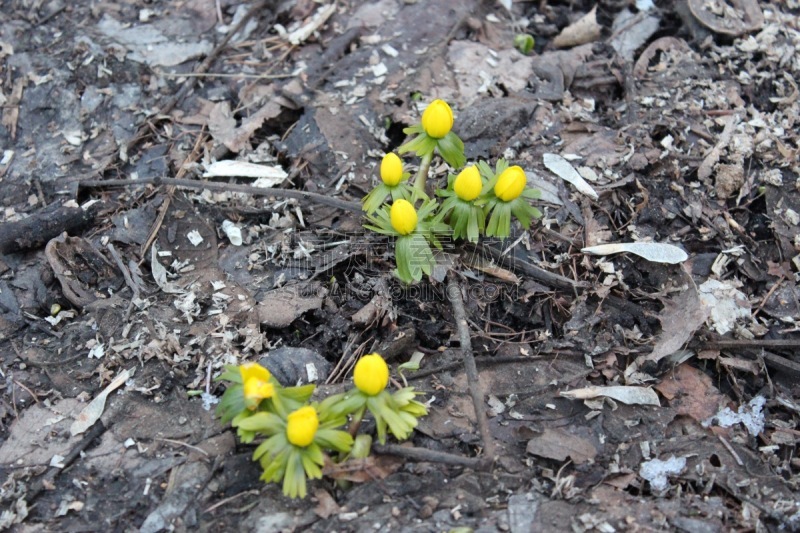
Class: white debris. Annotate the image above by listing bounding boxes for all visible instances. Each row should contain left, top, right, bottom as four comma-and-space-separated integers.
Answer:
703, 396, 766, 436
639, 455, 686, 491
697, 280, 751, 335
221, 220, 243, 246
186, 230, 203, 246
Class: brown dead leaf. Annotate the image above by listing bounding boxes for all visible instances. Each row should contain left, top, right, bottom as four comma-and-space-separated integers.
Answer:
1, 75, 26, 140
258, 283, 326, 328
688, 0, 764, 36
553, 6, 602, 49
312, 489, 341, 519
627, 278, 709, 380
526, 428, 597, 464
655, 363, 730, 423
208, 100, 283, 153
322, 456, 402, 483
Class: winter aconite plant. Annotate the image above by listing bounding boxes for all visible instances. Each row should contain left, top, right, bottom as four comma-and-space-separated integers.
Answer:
363, 98, 543, 281
216, 354, 427, 499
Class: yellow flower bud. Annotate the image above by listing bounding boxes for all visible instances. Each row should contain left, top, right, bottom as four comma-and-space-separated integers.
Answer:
380, 153, 404, 186
421, 99, 454, 139
390, 199, 418, 236
453, 165, 482, 201
240, 362, 276, 409
286, 406, 319, 447
494, 166, 527, 202
353, 353, 389, 396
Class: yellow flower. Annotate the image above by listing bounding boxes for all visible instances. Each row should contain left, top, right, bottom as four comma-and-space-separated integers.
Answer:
353, 353, 389, 396
390, 199, 418, 236
494, 166, 527, 202
380, 153, 404, 186
453, 165, 482, 201
241, 362, 276, 409
421, 99, 454, 139
286, 406, 319, 447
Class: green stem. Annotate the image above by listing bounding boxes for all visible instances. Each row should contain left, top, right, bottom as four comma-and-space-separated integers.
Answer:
347, 405, 367, 438
413, 152, 433, 197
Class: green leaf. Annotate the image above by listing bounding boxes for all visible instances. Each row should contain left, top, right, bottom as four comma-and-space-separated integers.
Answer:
436, 132, 466, 169
514, 33, 535, 55
315, 428, 355, 453
216, 365, 243, 384
282, 448, 308, 498
236, 411, 285, 434
362, 183, 391, 214
398, 132, 437, 156
394, 235, 417, 283
216, 383, 246, 424
281, 384, 316, 405
253, 432, 289, 462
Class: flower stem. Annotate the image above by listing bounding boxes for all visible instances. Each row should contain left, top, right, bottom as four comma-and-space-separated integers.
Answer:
413, 152, 433, 196
347, 406, 366, 438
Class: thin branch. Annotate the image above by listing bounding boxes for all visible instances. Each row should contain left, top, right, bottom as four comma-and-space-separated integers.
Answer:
446, 275, 497, 463
79, 176, 362, 214
373, 444, 486, 469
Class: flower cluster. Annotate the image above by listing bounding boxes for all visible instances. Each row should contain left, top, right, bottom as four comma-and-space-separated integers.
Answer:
363, 99, 542, 282
216, 353, 427, 499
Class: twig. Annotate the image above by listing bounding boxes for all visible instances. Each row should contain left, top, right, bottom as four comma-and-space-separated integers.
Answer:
79, 176, 362, 214
373, 444, 486, 469
472, 243, 587, 291
203, 489, 260, 514
406, 355, 545, 381
717, 435, 743, 466
26, 421, 108, 504
446, 275, 497, 463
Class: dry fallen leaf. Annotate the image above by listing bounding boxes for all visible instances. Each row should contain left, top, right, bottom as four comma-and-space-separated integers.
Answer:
581, 242, 688, 264
526, 428, 597, 464
553, 6, 602, 49
560, 385, 660, 406
70, 368, 132, 436
543, 153, 599, 200
655, 363, 729, 423
203, 160, 287, 183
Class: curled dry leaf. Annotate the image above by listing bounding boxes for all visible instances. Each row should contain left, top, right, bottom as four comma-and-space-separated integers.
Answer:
203, 160, 288, 184
688, 0, 764, 36
552, 6, 602, 49
543, 153, 599, 200
560, 385, 660, 406
581, 242, 688, 264
70, 368, 132, 436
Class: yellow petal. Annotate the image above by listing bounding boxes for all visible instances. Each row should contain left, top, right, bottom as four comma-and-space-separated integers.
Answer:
421, 99, 454, 139
286, 406, 319, 447
353, 353, 389, 396
390, 199, 418, 236
494, 166, 527, 202
380, 153, 404, 186
453, 165, 482, 201
241, 362, 275, 408
240, 362, 271, 384
244, 379, 275, 407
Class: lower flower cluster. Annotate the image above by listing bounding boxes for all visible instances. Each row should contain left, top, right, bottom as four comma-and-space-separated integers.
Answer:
216, 353, 427, 498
